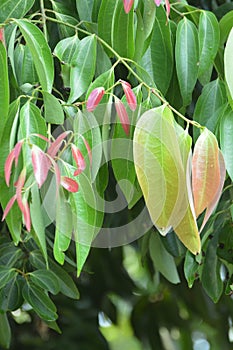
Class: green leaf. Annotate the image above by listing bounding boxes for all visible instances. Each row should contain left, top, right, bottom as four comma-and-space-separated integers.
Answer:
184, 251, 200, 288
54, 35, 80, 64
175, 18, 199, 106
142, 0, 156, 39
98, 0, 118, 56
30, 184, 48, 266
76, 0, 94, 22
149, 231, 180, 284
198, 11, 220, 85
0, 276, 23, 312
111, 106, 142, 208
0, 42, 9, 141
0, 267, 17, 290
22, 282, 58, 321
193, 79, 227, 140
14, 19, 54, 92
134, 9, 146, 62
224, 27, 233, 104
0, 0, 34, 22
14, 44, 38, 87
220, 107, 233, 181
52, 2, 78, 39
112, 0, 135, 59
0, 313, 11, 349
149, 6, 173, 95
219, 10, 233, 46
69, 35, 97, 103
86, 69, 114, 100
0, 243, 24, 267
29, 270, 60, 295
43, 92, 64, 124
29, 251, 80, 299
202, 235, 223, 303
95, 42, 112, 76
54, 189, 73, 265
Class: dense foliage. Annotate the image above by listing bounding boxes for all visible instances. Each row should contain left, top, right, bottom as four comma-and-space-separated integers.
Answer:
0, 0, 233, 349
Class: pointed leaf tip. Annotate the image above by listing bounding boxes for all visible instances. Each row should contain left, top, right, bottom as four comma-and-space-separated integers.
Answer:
2, 195, 17, 221
4, 150, 15, 186
115, 97, 130, 135
120, 80, 137, 111
87, 87, 105, 112
123, 0, 134, 14
154, 0, 162, 6
61, 177, 79, 192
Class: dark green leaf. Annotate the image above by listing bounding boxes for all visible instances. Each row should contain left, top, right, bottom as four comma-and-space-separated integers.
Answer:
22, 282, 57, 321
0, 312, 11, 349
198, 11, 220, 85
219, 10, 233, 45
112, 0, 135, 59
217, 223, 233, 264
175, 18, 199, 106
0, 0, 34, 22
14, 19, 54, 92
29, 270, 60, 295
98, 0, 118, 56
149, 231, 180, 284
0, 267, 17, 290
0, 276, 24, 312
0, 243, 24, 267
69, 35, 97, 103
184, 251, 200, 288
14, 44, 38, 87
202, 235, 223, 303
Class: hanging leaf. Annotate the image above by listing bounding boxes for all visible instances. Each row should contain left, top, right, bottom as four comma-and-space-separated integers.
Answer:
219, 10, 233, 46
98, 0, 118, 56
112, 0, 135, 59
54, 35, 80, 64
0, 312, 11, 349
192, 128, 221, 218
43, 92, 64, 125
14, 19, 54, 93
175, 17, 199, 107
68, 35, 97, 103
29, 269, 60, 295
220, 107, 233, 181
198, 11, 220, 85
224, 27, 233, 104
76, 0, 94, 22
149, 6, 173, 95
14, 44, 38, 87
0, 0, 34, 22
0, 41, 9, 141
149, 231, 180, 284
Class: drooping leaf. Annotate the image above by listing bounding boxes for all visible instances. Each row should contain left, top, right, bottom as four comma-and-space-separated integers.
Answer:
14, 19, 54, 93
149, 231, 180, 284
29, 270, 60, 295
224, 27, 233, 104
198, 11, 220, 85
76, 0, 94, 21
192, 128, 221, 218
31, 145, 50, 188
98, 0, 118, 56
0, 41, 9, 141
149, 6, 173, 95
86, 87, 105, 112
30, 184, 48, 265
184, 251, 200, 288
14, 44, 38, 87
219, 10, 233, 46
0, 266, 17, 290
68, 35, 97, 103
112, 0, 135, 59
0, 312, 11, 349
220, 107, 233, 181
175, 17, 199, 106
22, 282, 58, 321
54, 35, 80, 64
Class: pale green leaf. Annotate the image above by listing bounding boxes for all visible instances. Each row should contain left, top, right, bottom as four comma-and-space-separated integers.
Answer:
43, 92, 64, 125
224, 27, 233, 103
0, 42, 9, 141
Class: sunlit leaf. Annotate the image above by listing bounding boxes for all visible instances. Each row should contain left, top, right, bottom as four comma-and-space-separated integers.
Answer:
220, 107, 233, 181
224, 27, 233, 104
0, 41, 9, 141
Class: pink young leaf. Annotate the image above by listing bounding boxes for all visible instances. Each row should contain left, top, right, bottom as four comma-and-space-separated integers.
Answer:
16, 168, 26, 214
200, 151, 226, 232
83, 138, 92, 165
2, 195, 17, 221
22, 200, 31, 232
123, 0, 134, 14
46, 155, 61, 197
120, 80, 137, 111
4, 149, 15, 186
114, 96, 130, 136
192, 129, 221, 218
32, 133, 51, 143
0, 28, 5, 46
14, 140, 23, 166
154, 0, 162, 5
71, 145, 86, 175
165, 0, 170, 18
87, 87, 105, 112
47, 131, 71, 158
31, 145, 51, 188
61, 176, 79, 193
